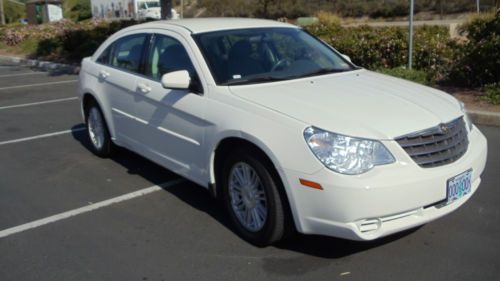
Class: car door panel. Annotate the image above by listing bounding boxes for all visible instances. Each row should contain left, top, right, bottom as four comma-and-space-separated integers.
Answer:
100, 33, 149, 148
133, 78, 210, 182
133, 33, 209, 183
104, 68, 140, 146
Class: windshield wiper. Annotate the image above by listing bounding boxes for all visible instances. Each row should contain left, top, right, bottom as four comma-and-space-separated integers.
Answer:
296, 68, 350, 79
222, 75, 289, 86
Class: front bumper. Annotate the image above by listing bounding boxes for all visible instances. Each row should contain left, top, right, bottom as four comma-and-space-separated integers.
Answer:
282, 126, 487, 240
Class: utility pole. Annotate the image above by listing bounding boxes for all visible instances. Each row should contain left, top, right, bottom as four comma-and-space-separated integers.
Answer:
476, 0, 480, 13
45, 0, 49, 22
180, 0, 183, 18
408, 0, 414, 69
0, 0, 6, 25
160, 0, 172, 19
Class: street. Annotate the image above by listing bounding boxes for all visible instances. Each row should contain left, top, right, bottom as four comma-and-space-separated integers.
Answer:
0, 65, 499, 281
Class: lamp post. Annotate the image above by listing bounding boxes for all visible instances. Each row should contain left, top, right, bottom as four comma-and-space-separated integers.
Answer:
476, 0, 480, 13
408, 0, 414, 69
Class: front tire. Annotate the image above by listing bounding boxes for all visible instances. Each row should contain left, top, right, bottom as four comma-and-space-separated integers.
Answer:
221, 150, 288, 246
86, 102, 113, 157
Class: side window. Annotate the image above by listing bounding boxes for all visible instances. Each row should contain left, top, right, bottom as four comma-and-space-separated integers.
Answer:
96, 45, 112, 65
145, 35, 196, 80
110, 34, 147, 73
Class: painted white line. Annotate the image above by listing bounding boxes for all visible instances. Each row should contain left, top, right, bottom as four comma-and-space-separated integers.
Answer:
0, 80, 78, 91
0, 72, 45, 78
0, 127, 85, 146
0, 97, 78, 110
0, 179, 185, 239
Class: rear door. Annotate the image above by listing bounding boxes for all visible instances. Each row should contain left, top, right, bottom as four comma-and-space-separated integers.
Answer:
97, 32, 150, 147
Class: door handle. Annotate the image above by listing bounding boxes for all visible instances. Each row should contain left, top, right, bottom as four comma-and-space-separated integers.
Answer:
137, 83, 152, 94
98, 70, 110, 79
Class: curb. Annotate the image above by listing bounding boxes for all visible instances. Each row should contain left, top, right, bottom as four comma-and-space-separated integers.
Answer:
468, 110, 500, 127
0, 55, 80, 75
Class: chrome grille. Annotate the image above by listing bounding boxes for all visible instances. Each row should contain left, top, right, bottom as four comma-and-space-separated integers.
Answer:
396, 117, 468, 168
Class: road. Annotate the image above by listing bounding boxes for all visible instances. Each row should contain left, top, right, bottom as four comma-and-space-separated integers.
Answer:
0, 65, 499, 281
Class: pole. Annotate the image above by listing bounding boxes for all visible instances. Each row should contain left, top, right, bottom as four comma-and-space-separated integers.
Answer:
180, 0, 184, 18
476, 0, 480, 13
0, 0, 5, 25
408, 0, 414, 69
160, 0, 172, 19
45, 0, 49, 23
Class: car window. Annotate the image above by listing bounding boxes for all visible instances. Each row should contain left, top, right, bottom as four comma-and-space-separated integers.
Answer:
110, 34, 147, 73
194, 28, 355, 85
145, 34, 196, 80
96, 45, 112, 65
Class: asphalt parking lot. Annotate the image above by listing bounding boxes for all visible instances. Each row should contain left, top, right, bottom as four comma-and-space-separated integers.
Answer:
0, 65, 499, 281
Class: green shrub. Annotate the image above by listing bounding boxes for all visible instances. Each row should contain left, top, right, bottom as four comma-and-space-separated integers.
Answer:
306, 22, 456, 82
481, 82, 500, 104
449, 12, 500, 87
64, 0, 92, 22
378, 67, 430, 85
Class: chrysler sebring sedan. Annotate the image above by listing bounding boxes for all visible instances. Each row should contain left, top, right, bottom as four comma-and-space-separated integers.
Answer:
78, 18, 487, 246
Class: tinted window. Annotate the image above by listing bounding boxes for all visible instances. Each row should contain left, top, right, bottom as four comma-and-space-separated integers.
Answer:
145, 35, 196, 80
111, 34, 147, 73
96, 46, 111, 65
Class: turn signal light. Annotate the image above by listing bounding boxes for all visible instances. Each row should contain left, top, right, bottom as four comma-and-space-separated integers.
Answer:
299, 179, 323, 190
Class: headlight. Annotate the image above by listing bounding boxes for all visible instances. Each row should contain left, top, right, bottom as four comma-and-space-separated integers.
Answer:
459, 101, 473, 132
304, 127, 395, 175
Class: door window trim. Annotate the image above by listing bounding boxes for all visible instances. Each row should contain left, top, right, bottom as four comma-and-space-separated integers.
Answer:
141, 33, 204, 95
95, 33, 152, 76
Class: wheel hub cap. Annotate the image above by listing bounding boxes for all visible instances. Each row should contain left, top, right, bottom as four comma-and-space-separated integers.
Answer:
88, 107, 105, 150
228, 162, 267, 232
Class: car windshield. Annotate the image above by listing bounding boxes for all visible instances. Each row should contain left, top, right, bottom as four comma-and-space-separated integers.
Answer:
139, 1, 159, 8
193, 27, 357, 86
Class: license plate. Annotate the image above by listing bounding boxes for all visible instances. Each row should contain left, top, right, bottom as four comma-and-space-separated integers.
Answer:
446, 169, 472, 205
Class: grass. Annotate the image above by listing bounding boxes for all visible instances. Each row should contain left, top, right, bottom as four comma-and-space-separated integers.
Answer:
481, 83, 500, 105
378, 67, 431, 85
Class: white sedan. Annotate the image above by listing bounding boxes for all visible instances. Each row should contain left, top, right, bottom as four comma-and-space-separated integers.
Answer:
78, 18, 487, 246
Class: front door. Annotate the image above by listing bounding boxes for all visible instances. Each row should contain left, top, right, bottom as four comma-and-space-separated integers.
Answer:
133, 33, 209, 182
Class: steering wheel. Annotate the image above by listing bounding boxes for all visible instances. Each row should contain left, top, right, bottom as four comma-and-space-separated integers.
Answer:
271, 58, 292, 72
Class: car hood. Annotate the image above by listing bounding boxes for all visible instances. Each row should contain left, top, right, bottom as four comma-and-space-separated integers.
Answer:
229, 69, 462, 140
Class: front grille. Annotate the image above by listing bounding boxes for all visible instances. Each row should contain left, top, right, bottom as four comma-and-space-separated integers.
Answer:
396, 117, 468, 168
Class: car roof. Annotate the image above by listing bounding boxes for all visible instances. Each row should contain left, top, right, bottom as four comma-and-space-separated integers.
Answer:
138, 17, 298, 34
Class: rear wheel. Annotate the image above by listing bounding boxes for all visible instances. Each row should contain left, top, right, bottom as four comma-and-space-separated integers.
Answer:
221, 150, 288, 246
86, 102, 113, 157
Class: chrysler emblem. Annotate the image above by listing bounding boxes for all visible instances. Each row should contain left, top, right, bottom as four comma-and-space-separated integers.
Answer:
439, 124, 449, 134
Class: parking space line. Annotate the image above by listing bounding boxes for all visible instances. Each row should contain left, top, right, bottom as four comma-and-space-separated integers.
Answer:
0, 72, 45, 78
0, 97, 78, 110
0, 127, 86, 146
0, 179, 185, 239
0, 80, 78, 91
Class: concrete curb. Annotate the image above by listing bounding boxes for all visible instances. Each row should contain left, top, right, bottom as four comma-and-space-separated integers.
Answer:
0, 55, 80, 75
1, 55, 498, 126
468, 110, 500, 127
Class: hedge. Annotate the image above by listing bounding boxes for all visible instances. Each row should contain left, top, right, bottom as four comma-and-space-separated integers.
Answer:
306, 11, 499, 87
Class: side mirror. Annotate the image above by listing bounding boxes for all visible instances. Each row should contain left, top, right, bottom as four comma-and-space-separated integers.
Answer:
341, 54, 352, 63
161, 70, 191, 90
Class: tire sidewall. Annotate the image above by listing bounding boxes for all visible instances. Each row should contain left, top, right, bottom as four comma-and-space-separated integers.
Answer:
221, 151, 284, 246
85, 101, 112, 157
